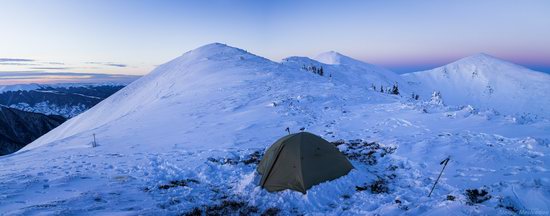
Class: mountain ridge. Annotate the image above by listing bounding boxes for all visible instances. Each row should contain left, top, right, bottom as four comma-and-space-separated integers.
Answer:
403, 53, 550, 118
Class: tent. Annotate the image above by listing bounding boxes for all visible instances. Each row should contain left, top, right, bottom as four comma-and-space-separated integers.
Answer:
257, 132, 354, 194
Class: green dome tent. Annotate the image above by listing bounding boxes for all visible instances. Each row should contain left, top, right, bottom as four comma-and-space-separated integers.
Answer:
257, 132, 354, 194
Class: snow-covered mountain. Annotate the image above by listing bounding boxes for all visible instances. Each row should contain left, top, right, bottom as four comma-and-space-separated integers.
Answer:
0, 84, 126, 117
403, 53, 550, 118
0, 83, 42, 93
1, 44, 548, 215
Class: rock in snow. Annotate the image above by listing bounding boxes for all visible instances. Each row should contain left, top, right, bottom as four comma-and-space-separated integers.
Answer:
0, 43, 548, 215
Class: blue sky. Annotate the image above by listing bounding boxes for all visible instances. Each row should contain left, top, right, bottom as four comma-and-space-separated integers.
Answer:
0, 0, 549, 84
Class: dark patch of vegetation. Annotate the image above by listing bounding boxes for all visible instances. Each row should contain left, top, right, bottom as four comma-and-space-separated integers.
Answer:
338, 140, 396, 165
394, 199, 409, 211
330, 139, 346, 146
207, 150, 264, 166
498, 203, 519, 214
356, 178, 389, 194
182, 200, 281, 216
465, 188, 491, 205
497, 197, 520, 214
183, 207, 202, 216
261, 207, 281, 216
446, 195, 456, 201
386, 165, 398, 171
242, 151, 263, 165
31, 204, 58, 208
157, 179, 200, 190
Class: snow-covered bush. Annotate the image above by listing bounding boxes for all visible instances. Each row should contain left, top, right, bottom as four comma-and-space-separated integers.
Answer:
430, 91, 444, 106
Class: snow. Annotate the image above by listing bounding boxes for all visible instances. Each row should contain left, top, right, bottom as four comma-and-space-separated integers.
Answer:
0, 43, 549, 215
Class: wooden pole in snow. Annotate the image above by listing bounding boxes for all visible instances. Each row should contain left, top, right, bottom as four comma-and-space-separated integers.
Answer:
428, 157, 450, 197
93, 133, 97, 147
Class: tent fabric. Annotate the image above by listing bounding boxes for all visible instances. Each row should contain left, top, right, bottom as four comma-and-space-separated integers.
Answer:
257, 132, 354, 194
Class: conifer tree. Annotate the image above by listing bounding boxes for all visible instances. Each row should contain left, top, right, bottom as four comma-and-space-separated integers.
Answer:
391, 83, 399, 95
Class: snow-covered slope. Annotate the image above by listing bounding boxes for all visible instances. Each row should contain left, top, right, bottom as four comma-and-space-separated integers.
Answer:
317, 51, 406, 90
1, 44, 549, 215
23, 43, 337, 152
403, 53, 550, 118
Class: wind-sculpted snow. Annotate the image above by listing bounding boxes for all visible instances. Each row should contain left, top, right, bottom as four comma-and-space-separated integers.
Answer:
0, 44, 548, 215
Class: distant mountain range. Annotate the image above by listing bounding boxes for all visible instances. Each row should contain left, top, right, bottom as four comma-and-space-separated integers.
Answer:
0, 84, 125, 118
0, 83, 126, 155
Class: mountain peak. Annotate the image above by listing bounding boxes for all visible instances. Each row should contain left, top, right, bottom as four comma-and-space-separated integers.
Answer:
180, 43, 252, 60
194, 42, 233, 51
452, 52, 516, 67
314, 51, 351, 65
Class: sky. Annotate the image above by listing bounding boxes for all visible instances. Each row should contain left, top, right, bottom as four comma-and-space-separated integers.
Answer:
0, 0, 549, 84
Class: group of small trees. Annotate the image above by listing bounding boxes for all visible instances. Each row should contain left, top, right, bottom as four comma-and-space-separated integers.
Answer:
369, 83, 427, 101
411, 93, 420, 100
372, 82, 400, 95
302, 65, 324, 76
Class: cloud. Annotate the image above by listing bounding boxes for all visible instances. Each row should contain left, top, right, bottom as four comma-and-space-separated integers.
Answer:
46, 62, 65, 65
0, 58, 35, 62
0, 71, 141, 85
29, 67, 72, 70
85, 62, 128, 68
0, 58, 65, 67
0, 62, 36, 66
105, 63, 127, 67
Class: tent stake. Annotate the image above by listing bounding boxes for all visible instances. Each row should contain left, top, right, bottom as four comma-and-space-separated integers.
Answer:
428, 157, 450, 197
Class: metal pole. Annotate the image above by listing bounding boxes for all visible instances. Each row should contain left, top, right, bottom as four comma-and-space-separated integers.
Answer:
428, 157, 450, 197
93, 133, 97, 147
